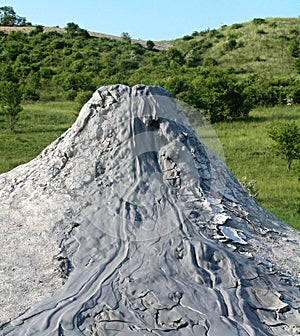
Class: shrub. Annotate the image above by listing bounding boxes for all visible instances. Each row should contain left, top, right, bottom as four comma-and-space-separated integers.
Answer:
121, 32, 131, 44
186, 69, 252, 122
182, 35, 193, 41
224, 39, 237, 51
164, 76, 188, 95
231, 23, 244, 29
0, 81, 23, 130
294, 58, 300, 73
256, 29, 268, 35
253, 18, 266, 25
203, 57, 218, 67
240, 177, 259, 199
185, 49, 202, 67
269, 22, 278, 28
146, 40, 155, 50
166, 48, 184, 65
65, 22, 89, 38
290, 29, 300, 36
289, 40, 300, 57
29, 25, 44, 36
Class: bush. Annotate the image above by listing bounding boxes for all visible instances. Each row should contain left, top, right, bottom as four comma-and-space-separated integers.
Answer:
164, 76, 188, 95
243, 75, 290, 107
182, 35, 193, 41
224, 39, 237, 51
269, 22, 278, 28
146, 40, 155, 50
289, 40, 300, 57
231, 23, 244, 29
29, 25, 44, 36
253, 18, 266, 25
166, 48, 184, 65
294, 58, 300, 73
203, 57, 218, 67
186, 69, 252, 122
121, 32, 131, 43
256, 29, 268, 35
240, 177, 259, 199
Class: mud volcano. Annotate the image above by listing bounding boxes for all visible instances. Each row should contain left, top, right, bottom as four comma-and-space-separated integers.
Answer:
0, 84, 299, 335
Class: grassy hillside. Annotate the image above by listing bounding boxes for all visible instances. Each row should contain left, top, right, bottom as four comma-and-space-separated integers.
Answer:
174, 17, 299, 79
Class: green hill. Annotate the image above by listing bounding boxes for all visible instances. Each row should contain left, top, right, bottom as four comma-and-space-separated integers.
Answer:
0, 17, 299, 109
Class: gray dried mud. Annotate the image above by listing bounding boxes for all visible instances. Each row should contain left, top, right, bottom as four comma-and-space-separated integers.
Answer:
0, 84, 299, 335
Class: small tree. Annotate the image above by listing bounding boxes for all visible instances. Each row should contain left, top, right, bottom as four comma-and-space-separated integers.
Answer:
0, 81, 23, 131
0, 6, 30, 26
166, 48, 184, 65
146, 40, 155, 50
268, 122, 300, 170
65, 22, 89, 38
121, 32, 131, 44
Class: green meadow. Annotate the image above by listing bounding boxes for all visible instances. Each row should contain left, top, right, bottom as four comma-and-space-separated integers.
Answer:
214, 104, 300, 230
0, 102, 77, 172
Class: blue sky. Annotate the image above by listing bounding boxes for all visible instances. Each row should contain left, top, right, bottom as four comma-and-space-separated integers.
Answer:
2, 0, 299, 40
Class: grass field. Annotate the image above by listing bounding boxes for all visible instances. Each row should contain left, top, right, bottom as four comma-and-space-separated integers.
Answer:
0, 102, 299, 230
214, 104, 300, 230
0, 102, 77, 173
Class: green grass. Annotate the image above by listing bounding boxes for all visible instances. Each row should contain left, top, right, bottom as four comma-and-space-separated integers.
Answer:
0, 101, 299, 230
0, 101, 77, 172
213, 104, 300, 230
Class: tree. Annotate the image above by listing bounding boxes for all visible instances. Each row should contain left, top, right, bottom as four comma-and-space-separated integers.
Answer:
65, 22, 89, 38
166, 48, 184, 65
0, 81, 23, 130
146, 40, 155, 50
268, 122, 300, 170
22, 71, 40, 101
121, 32, 131, 43
185, 69, 252, 122
0, 6, 30, 26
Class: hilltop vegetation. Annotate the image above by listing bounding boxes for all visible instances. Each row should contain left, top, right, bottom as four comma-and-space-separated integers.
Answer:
0, 14, 299, 122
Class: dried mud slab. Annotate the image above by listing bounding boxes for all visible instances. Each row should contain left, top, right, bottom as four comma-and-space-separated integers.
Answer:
0, 85, 299, 335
